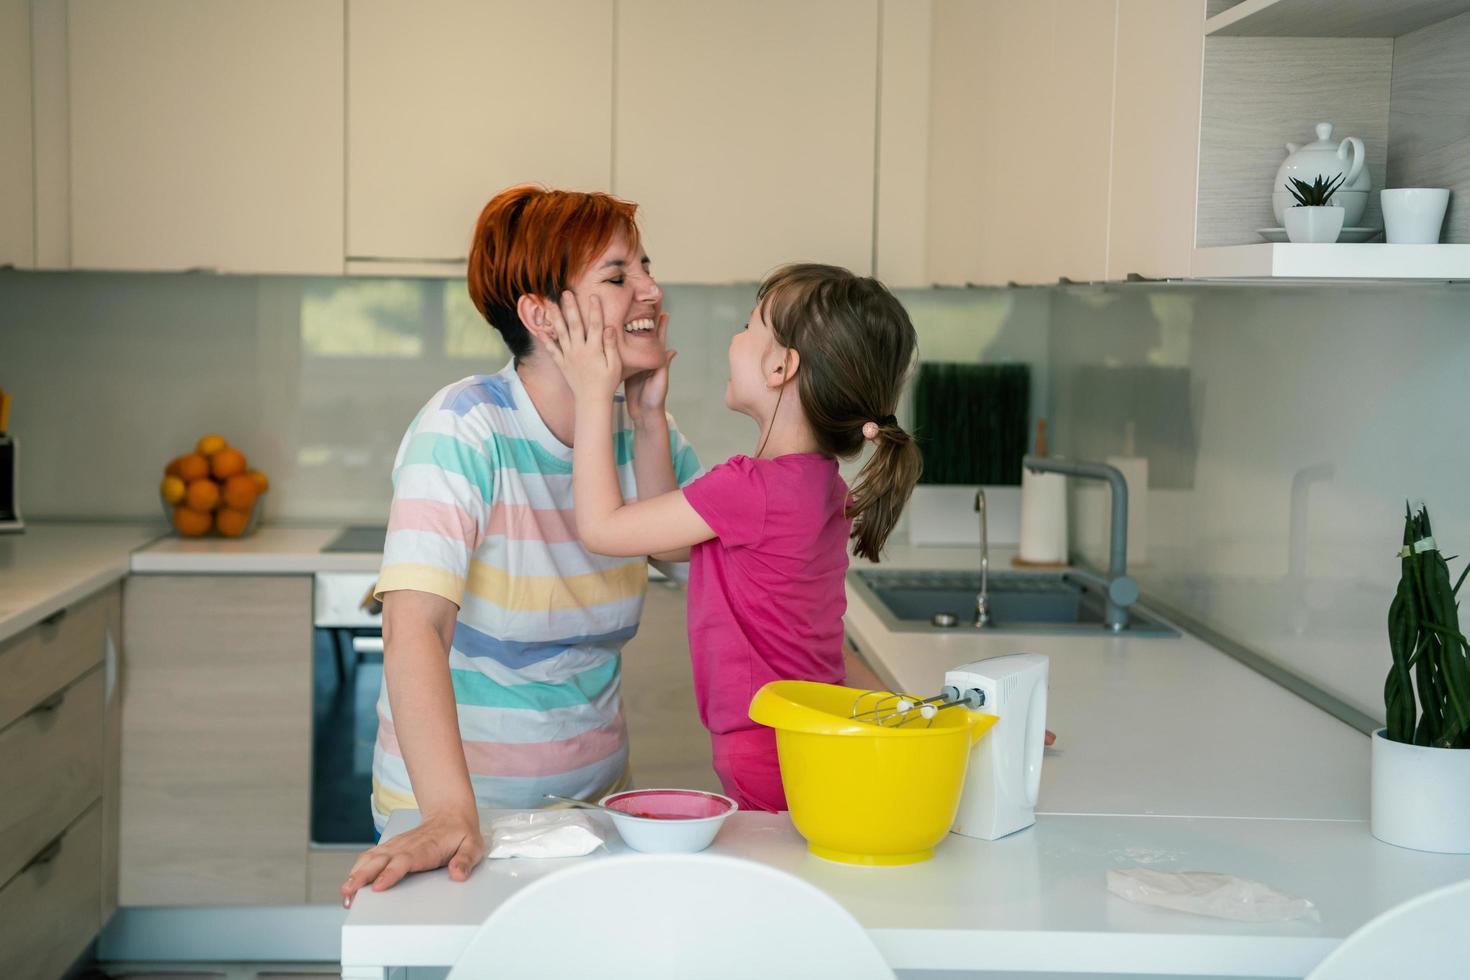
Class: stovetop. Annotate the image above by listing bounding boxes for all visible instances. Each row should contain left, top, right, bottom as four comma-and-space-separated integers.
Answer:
322, 525, 387, 553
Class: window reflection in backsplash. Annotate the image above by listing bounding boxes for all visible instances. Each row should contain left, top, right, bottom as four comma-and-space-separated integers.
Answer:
0, 269, 1047, 526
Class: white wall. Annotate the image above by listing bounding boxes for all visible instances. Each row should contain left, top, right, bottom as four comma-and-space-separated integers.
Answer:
1049, 282, 1470, 724
0, 271, 1042, 523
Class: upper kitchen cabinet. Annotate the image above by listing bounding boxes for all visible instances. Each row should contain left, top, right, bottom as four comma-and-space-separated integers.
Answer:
0, 0, 34, 268
1191, 0, 1470, 279
613, 0, 879, 283
926, 1, 1116, 286
345, 0, 614, 271
68, 0, 344, 274
1105, 0, 1206, 280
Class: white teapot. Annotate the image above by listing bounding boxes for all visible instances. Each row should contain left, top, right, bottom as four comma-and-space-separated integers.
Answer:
1271, 122, 1370, 227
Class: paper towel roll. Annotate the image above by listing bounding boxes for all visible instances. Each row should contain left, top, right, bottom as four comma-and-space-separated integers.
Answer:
1018, 469, 1068, 564
1106, 455, 1148, 565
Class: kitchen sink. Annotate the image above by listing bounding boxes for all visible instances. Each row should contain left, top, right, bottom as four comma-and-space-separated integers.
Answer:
849, 569, 1178, 636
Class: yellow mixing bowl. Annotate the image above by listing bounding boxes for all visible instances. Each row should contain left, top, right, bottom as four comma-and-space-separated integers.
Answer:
749, 681, 998, 866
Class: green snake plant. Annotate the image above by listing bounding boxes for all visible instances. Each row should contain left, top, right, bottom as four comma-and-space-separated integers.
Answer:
1385, 505, 1470, 748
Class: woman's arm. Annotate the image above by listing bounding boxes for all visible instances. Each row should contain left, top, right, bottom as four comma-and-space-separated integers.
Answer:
548, 292, 717, 558
340, 589, 483, 904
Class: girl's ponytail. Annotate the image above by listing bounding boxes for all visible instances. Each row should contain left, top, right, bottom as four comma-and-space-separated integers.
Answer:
757, 263, 924, 563
848, 419, 923, 563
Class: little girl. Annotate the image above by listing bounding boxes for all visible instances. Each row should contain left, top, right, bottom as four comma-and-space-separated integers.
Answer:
542, 263, 921, 811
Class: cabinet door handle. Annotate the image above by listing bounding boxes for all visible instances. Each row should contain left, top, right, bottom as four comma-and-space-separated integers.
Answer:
29, 690, 65, 716
22, 835, 63, 873
39, 607, 67, 628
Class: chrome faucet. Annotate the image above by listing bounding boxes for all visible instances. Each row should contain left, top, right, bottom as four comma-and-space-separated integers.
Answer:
974, 489, 990, 627
1022, 454, 1140, 631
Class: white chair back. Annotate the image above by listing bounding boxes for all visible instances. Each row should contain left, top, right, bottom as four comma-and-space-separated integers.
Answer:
1306, 877, 1470, 980
446, 853, 895, 980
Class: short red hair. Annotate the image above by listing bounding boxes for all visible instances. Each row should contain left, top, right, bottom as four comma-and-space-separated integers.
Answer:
467, 185, 641, 358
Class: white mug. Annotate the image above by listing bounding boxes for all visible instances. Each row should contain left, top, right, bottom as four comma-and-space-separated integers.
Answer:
1381, 188, 1450, 244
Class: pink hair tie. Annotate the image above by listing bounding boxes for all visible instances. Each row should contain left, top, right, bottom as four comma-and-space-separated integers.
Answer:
862, 421, 880, 441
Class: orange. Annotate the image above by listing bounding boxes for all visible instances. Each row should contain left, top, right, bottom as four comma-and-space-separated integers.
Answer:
172, 506, 212, 537
248, 470, 270, 494
160, 475, 186, 505
215, 507, 252, 538
221, 473, 258, 510
196, 433, 228, 457
185, 478, 221, 512
177, 453, 210, 482
164, 455, 188, 478
211, 448, 247, 480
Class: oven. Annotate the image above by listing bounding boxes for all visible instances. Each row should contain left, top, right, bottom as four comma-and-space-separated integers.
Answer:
312, 571, 384, 846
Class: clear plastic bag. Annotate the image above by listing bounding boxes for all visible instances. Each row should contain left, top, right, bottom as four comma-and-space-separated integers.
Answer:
486, 810, 606, 859
1107, 868, 1320, 923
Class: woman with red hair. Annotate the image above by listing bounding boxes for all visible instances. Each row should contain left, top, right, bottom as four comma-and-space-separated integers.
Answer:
340, 186, 701, 903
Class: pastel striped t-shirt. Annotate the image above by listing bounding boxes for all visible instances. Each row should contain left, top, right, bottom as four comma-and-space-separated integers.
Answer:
370, 361, 701, 831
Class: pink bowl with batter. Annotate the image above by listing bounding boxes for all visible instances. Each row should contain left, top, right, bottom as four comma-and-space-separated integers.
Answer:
599, 789, 737, 852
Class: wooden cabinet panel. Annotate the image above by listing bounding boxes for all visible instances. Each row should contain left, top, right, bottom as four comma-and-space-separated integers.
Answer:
0, 0, 34, 268
620, 580, 719, 793
614, 0, 879, 283
928, 0, 1055, 286
1107, 0, 1207, 279
119, 575, 312, 906
0, 586, 111, 731
0, 803, 102, 980
346, 0, 614, 262
99, 584, 123, 923
68, 0, 344, 273
874, 0, 933, 287
1048, 0, 1118, 283
0, 668, 103, 890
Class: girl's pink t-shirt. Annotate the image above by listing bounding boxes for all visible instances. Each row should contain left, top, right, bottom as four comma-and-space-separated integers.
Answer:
681, 453, 851, 735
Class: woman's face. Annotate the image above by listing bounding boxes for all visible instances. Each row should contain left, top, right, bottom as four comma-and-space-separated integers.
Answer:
568, 231, 666, 378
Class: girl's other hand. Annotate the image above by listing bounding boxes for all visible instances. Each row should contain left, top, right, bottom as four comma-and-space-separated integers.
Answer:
339, 809, 484, 907
546, 291, 621, 401
624, 312, 677, 425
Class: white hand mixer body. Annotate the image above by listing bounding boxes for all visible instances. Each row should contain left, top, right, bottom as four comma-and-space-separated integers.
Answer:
947, 653, 1049, 841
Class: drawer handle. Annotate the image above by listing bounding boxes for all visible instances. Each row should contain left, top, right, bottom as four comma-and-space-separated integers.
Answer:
29, 690, 65, 716
22, 836, 62, 873
39, 607, 67, 628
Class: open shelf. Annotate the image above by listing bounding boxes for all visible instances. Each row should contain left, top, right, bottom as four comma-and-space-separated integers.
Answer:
1190, 243, 1470, 281
1205, 0, 1470, 38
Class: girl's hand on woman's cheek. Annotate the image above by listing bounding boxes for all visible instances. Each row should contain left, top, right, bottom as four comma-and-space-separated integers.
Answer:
625, 312, 677, 424
546, 291, 622, 401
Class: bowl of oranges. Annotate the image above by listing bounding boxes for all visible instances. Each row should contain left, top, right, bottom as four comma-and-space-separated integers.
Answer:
159, 434, 271, 538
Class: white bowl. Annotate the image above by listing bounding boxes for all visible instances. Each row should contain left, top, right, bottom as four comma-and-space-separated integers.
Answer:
600, 788, 737, 854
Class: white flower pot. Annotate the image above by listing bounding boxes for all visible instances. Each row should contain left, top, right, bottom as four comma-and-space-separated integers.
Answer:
1283, 205, 1345, 244
1370, 729, 1470, 853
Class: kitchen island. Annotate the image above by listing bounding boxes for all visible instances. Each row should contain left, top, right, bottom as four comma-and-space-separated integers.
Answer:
342, 807, 1470, 979
338, 545, 1459, 979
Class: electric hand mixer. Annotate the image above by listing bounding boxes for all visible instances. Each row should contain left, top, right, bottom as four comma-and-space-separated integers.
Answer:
850, 652, 1049, 840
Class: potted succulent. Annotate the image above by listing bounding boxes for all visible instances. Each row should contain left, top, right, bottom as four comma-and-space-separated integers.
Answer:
1282, 173, 1346, 244
1371, 505, 1470, 853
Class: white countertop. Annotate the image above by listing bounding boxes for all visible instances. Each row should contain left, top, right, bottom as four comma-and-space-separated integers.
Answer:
846, 544, 1371, 821
130, 524, 382, 574
342, 808, 1470, 977
0, 522, 163, 643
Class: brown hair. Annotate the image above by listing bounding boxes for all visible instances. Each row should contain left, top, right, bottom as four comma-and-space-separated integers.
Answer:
757, 264, 922, 562
467, 185, 641, 359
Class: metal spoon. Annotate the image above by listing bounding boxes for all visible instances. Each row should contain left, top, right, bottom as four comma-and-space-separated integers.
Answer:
543, 793, 620, 814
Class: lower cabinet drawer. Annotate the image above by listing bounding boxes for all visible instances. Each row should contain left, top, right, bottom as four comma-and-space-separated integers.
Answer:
0, 802, 103, 980
0, 668, 104, 888
0, 586, 113, 731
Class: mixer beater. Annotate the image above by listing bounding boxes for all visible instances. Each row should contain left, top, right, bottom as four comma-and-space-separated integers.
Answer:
850, 685, 986, 728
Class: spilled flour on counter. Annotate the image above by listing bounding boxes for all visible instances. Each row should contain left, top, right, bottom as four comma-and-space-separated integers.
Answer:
1109, 846, 1182, 866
